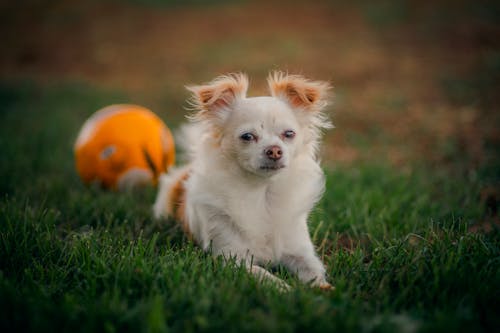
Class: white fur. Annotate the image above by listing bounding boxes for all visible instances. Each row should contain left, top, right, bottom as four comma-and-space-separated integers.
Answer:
154, 72, 332, 290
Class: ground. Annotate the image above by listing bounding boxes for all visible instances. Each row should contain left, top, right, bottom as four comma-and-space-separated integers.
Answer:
0, 0, 499, 332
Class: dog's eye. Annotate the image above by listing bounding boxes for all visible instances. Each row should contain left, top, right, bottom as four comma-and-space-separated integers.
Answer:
283, 130, 296, 139
240, 133, 256, 142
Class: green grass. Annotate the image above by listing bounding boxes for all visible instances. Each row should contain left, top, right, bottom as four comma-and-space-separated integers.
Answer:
0, 82, 499, 332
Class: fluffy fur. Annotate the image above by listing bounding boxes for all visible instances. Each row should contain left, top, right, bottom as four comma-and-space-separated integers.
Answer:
153, 72, 333, 290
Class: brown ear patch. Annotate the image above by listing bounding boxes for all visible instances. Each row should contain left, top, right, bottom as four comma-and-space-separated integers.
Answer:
268, 71, 330, 111
197, 84, 237, 110
187, 73, 249, 117
285, 85, 321, 108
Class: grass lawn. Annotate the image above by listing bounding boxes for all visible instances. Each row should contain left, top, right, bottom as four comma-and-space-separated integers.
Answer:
0, 81, 498, 333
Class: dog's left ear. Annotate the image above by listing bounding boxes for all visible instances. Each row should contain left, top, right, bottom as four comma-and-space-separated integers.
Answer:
267, 71, 330, 112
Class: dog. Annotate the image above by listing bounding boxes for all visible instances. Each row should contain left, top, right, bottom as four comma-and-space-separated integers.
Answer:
154, 72, 333, 290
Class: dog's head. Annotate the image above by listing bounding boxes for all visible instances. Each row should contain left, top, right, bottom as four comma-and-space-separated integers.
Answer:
187, 72, 331, 177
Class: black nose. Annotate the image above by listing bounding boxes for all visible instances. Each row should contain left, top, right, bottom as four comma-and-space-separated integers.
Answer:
265, 145, 282, 161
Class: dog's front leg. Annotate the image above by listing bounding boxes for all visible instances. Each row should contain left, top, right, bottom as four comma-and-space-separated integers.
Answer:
281, 224, 333, 290
215, 251, 290, 292
204, 212, 290, 291
281, 252, 332, 290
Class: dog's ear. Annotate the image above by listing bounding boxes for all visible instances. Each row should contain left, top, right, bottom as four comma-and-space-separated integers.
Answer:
267, 71, 330, 112
187, 73, 248, 122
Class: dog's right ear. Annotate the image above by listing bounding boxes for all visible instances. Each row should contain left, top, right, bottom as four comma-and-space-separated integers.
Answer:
186, 73, 248, 123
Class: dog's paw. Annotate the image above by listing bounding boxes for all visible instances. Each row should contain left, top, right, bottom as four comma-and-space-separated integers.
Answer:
259, 275, 291, 293
264, 273, 292, 293
310, 278, 334, 291
250, 264, 291, 292
275, 280, 292, 293
317, 282, 334, 291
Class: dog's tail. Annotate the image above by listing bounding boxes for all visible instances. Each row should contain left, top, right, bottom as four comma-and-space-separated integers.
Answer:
153, 123, 203, 232
153, 166, 191, 232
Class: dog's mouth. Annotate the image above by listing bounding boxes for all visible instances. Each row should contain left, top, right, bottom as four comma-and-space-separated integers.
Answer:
259, 164, 285, 171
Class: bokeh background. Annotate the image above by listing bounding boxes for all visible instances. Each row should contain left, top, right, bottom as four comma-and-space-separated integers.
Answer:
1, 0, 499, 173
1, 2, 499, 331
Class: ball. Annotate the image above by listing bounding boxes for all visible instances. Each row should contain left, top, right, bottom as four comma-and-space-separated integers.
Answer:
74, 104, 175, 190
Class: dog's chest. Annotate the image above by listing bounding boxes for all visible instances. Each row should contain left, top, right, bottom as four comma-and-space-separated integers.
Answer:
223, 181, 307, 261
190, 158, 324, 262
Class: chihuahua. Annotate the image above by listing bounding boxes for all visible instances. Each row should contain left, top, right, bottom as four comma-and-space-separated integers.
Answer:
154, 72, 332, 290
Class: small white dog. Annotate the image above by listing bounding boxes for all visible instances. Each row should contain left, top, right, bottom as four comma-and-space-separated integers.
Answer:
154, 72, 332, 290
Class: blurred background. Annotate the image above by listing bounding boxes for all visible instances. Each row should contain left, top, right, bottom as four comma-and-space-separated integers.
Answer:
1, 0, 499, 171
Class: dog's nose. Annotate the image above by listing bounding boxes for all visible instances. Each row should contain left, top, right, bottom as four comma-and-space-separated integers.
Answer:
265, 145, 282, 161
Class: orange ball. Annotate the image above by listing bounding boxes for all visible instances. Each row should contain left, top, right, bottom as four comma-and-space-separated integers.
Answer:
74, 104, 175, 190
